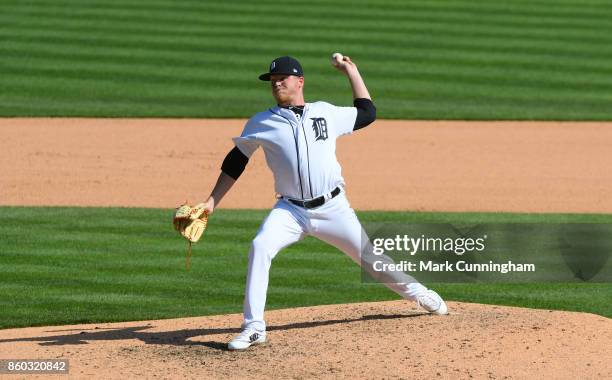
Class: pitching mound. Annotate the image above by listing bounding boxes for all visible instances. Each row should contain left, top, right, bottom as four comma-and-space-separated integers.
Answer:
0, 301, 609, 379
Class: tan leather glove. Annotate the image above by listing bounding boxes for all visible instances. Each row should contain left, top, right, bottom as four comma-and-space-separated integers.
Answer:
173, 203, 209, 271
173, 203, 209, 243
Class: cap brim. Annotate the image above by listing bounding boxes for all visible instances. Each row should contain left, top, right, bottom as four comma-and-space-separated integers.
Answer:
258, 73, 272, 81
258, 72, 303, 81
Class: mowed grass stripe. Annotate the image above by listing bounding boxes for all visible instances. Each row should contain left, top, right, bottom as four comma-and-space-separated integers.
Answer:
0, 206, 610, 329
5, 60, 611, 102
11, 0, 612, 18
1, 7, 608, 57
5, 23, 612, 83
4, 0, 610, 39
3, 80, 611, 120
3, 37, 611, 94
4, 3, 612, 48
4, 41, 612, 86
7, 1, 599, 49
2, 0, 612, 119
5, 32, 612, 83
0, 98, 266, 119
3, 5, 610, 45
3, 70, 611, 117
4, 66, 612, 114
5, 51, 612, 103
7, 0, 600, 19
2, 94, 608, 121
4, 18, 612, 64
5, 37, 612, 90
11, 0, 605, 31
5, 26, 612, 72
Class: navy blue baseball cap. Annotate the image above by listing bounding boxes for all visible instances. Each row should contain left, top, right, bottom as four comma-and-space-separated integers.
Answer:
259, 56, 303, 81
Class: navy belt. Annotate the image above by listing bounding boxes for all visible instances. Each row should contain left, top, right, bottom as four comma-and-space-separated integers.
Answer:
286, 187, 341, 209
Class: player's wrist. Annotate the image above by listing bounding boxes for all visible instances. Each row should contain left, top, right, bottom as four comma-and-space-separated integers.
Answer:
345, 66, 360, 78
205, 196, 216, 210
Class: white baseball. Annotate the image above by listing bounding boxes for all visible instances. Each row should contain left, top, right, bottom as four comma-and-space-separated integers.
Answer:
331, 52, 343, 66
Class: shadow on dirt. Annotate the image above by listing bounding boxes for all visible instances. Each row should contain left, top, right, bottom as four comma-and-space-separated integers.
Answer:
0, 312, 427, 351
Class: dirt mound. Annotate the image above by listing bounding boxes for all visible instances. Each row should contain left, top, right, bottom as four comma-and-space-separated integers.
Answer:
0, 301, 609, 379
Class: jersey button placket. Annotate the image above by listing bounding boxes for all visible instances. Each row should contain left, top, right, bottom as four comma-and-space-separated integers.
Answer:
299, 105, 314, 199
288, 109, 306, 200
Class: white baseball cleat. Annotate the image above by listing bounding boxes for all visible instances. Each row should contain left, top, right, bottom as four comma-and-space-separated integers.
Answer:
416, 290, 449, 315
227, 328, 266, 351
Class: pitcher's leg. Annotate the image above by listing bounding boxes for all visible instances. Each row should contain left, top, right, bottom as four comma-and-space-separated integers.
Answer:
310, 196, 428, 301
243, 202, 305, 331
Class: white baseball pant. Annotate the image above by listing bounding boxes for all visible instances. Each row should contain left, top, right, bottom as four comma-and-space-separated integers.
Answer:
242, 191, 428, 332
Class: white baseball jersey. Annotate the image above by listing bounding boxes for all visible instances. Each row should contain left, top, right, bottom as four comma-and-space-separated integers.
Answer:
231, 99, 432, 334
233, 101, 358, 200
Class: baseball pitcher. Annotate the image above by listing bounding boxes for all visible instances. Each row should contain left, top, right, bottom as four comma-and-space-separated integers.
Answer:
195, 55, 448, 351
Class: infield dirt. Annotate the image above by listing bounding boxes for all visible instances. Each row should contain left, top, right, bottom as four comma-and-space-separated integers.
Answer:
1, 119, 611, 379
2, 118, 612, 212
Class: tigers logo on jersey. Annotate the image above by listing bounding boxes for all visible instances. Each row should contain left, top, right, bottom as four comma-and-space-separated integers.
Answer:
310, 117, 328, 141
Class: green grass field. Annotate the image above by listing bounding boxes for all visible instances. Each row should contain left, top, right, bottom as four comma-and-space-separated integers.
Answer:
2, 0, 612, 119
1, 0, 611, 329
1, 206, 610, 329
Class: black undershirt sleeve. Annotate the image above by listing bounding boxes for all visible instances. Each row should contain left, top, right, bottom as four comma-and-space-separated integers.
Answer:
221, 146, 249, 180
353, 98, 377, 131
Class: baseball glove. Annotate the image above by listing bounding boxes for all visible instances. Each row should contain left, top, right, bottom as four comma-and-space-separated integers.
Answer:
173, 203, 209, 271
